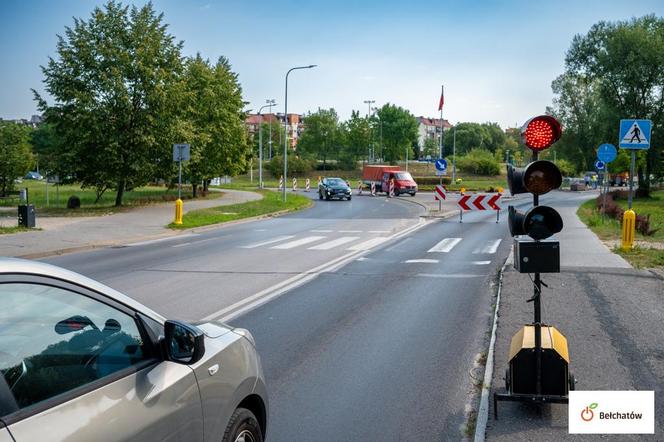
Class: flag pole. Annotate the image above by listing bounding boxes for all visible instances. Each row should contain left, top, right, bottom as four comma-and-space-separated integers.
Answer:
439, 85, 444, 158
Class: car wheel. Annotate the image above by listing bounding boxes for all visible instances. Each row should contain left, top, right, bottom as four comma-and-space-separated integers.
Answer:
347, 196, 352, 201
222, 407, 263, 442
325, 193, 330, 200
410, 192, 416, 196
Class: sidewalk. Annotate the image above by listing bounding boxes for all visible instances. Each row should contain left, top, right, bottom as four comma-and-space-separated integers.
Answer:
483, 197, 663, 440
0, 189, 261, 258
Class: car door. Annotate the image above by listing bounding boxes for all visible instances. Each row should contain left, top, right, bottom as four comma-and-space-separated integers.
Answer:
0, 421, 13, 442
0, 279, 204, 442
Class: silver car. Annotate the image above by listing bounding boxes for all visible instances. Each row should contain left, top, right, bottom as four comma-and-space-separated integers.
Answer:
0, 258, 267, 442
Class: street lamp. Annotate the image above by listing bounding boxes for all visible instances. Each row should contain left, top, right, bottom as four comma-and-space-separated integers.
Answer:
283, 64, 317, 202
266, 99, 277, 159
364, 100, 375, 162
257, 103, 275, 189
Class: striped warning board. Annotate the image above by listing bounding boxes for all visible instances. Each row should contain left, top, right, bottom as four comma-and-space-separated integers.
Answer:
434, 184, 446, 201
458, 193, 501, 211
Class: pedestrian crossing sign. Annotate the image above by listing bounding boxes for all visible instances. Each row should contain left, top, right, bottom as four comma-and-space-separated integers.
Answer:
619, 119, 651, 149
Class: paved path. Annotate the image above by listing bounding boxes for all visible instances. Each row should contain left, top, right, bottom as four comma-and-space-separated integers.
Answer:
0, 189, 261, 258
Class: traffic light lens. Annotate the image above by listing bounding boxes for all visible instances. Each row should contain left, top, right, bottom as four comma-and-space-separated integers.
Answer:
523, 161, 562, 195
521, 115, 562, 151
525, 206, 563, 240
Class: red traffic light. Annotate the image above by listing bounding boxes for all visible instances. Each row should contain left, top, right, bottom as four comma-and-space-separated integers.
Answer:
521, 115, 562, 151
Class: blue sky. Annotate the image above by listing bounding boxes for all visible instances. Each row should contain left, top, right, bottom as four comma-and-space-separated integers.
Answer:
1, 0, 663, 128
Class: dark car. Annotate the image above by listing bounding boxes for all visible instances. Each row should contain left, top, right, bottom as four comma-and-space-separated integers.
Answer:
24, 171, 43, 180
319, 177, 352, 201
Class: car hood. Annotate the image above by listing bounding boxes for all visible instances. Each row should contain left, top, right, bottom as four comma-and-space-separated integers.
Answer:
327, 185, 350, 191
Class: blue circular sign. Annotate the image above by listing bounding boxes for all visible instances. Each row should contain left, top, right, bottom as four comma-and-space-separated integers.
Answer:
435, 159, 447, 171
597, 143, 617, 163
595, 160, 605, 171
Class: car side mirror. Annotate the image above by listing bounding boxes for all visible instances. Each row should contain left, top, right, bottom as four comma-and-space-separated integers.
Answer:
164, 320, 205, 364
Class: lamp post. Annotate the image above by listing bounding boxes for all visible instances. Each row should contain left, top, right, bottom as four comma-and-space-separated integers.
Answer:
364, 100, 375, 162
258, 103, 273, 189
266, 99, 277, 159
284, 65, 317, 202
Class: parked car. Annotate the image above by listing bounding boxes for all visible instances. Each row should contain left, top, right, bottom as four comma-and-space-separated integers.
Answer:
0, 258, 267, 442
24, 171, 43, 180
319, 177, 352, 200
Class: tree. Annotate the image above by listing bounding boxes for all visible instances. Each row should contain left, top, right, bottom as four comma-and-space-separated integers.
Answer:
422, 137, 439, 159
339, 110, 370, 168
563, 15, 664, 189
0, 123, 33, 196
297, 108, 341, 169
375, 104, 418, 164
179, 54, 248, 196
34, 1, 183, 206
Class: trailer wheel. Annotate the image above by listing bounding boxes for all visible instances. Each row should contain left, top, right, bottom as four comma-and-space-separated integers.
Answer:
504, 367, 511, 392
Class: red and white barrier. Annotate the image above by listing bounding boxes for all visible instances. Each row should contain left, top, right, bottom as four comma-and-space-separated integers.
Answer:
357, 181, 363, 195
278, 176, 283, 190
457, 193, 501, 211
458, 193, 502, 223
305, 178, 310, 192
434, 184, 446, 201
388, 179, 395, 198
292, 177, 297, 192
370, 182, 376, 196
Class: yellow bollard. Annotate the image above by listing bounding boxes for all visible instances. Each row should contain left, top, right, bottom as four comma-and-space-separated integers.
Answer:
174, 198, 183, 225
460, 187, 466, 194
621, 209, 635, 251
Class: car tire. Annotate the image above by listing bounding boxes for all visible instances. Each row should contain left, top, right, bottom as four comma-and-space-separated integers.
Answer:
410, 192, 416, 196
222, 407, 263, 442
347, 196, 352, 201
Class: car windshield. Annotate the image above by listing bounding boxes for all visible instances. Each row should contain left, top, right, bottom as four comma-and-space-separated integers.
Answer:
394, 173, 413, 181
326, 178, 346, 186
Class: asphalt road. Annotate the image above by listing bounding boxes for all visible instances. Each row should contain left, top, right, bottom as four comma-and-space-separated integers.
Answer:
44, 191, 530, 440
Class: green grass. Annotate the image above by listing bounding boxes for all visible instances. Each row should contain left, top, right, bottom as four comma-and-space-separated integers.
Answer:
2, 181, 223, 216
169, 190, 312, 229
577, 190, 664, 268
0, 226, 37, 235
615, 246, 664, 269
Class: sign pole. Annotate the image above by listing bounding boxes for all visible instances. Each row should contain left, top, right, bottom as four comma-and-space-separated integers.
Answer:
628, 150, 636, 210
178, 155, 182, 200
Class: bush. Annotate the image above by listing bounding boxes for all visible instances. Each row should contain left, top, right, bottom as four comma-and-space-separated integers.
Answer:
596, 191, 658, 236
456, 149, 501, 176
267, 156, 314, 177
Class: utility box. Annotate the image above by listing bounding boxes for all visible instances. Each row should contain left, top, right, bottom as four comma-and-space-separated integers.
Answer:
18, 204, 36, 228
513, 238, 560, 273
508, 325, 570, 396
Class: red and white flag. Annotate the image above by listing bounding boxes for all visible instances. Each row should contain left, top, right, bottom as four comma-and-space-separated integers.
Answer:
438, 85, 444, 111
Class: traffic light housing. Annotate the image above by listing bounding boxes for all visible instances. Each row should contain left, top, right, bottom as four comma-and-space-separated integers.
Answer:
521, 115, 562, 151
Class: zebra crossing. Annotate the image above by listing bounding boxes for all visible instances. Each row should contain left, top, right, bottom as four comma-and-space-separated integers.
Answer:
237, 234, 502, 256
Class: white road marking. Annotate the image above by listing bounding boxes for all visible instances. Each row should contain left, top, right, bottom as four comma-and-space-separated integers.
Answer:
416, 273, 484, 278
369, 230, 390, 233
254, 229, 267, 232
308, 237, 360, 250
271, 236, 326, 249
427, 238, 462, 253
472, 261, 491, 265
473, 239, 502, 254
356, 257, 369, 262
339, 230, 362, 233
347, 237, 390, 251
405, 259, 439, 264
205, 218, 431, 322
126, 234, 199, 247
310, 229, 333, 233
240, 235, 295, 249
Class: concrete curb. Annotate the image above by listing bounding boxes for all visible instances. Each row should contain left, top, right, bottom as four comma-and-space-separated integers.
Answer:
474, 250, 512, 442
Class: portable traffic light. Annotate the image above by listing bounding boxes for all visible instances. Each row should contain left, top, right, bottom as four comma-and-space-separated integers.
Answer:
495, 115, 572, 418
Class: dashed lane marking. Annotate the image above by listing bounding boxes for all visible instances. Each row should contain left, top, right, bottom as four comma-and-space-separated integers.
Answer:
240, 235, 295, 249
271, 236, 326, 249
427, 238, 462, 253
308, 237, 360, 250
